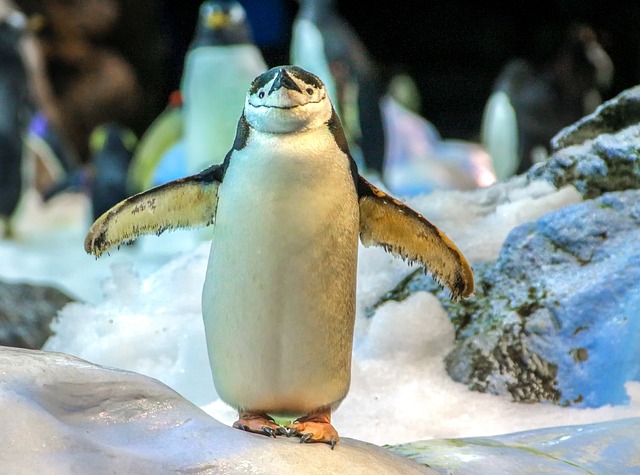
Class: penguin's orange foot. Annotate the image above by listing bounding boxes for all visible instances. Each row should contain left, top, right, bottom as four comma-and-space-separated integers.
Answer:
287, 412, 339, 449
233, 412, 286, 438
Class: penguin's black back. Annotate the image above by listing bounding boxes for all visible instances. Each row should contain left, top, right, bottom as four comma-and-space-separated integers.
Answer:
0, 19, 33, 219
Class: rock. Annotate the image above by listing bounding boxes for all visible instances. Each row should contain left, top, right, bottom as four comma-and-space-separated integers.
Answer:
0, 346, 433, 474
550, 85, 640, 150
403, 177, 582, 264
375, 191, 640, 407
372, 89, 640, 407
0, 280, 74, 348
529, 87, 640, 198
387, 417, 640, 474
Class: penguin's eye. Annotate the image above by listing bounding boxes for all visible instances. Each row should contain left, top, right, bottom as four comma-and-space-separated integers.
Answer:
306, 88, 314, 95
258, 90, 265, 99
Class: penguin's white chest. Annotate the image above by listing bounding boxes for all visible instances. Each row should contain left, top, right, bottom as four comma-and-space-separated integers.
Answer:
202, 130, 359, 416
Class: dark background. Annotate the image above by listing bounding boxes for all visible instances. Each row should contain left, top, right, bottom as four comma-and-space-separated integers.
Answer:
14, 0, 640, 158
161, 0, 640, 141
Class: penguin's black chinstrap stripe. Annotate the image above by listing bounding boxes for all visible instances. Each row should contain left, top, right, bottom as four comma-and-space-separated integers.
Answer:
252, 99, 324, 110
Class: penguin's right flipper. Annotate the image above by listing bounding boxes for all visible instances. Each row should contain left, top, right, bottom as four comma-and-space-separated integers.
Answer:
85, 164, 223, 257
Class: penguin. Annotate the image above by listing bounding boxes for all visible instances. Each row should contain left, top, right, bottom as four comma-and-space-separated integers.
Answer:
84, 66, 474, 448
129, 1, 268, 189
88, 123, 138, 220
291, 0, 387, 178
0, 8, 32, 237
180, 0, 267, 175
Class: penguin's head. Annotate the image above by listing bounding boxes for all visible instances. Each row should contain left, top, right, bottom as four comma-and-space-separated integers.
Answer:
191, 0, 253, 47
199, 0, 246, 31
244, 66, 332, 134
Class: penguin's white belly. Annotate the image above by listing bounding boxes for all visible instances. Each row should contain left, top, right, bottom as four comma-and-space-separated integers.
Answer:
202, 136, 359, 416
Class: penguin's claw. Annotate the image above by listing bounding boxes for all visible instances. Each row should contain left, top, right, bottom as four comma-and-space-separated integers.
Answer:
299, 432, 338, 448
232, 412, 283, 438
262, 427, 277, 438
286, 412, 340, 448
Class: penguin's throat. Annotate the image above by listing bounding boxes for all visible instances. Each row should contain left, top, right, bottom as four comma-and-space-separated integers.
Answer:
248, 110, 313, 134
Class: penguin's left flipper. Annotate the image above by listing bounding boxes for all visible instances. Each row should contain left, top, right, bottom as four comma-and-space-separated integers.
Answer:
85, 164, 223, 257
357, 175, 474, 300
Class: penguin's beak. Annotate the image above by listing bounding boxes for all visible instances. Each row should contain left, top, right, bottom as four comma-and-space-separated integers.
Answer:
269, 69, 302, 95
206, 10, 230, 29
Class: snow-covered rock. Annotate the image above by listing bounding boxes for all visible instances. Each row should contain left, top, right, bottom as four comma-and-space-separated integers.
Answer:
0, 346, 432, 474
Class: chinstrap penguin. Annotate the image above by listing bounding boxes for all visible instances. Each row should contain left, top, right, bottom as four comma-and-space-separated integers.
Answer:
84, 65, 474, 448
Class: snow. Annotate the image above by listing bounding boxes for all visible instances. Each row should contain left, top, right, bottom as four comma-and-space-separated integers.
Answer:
3, 180, 640, 447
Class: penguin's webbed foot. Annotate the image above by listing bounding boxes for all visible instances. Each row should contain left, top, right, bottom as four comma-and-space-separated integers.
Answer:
233, 411, 287, 438
287, 411, 339, 449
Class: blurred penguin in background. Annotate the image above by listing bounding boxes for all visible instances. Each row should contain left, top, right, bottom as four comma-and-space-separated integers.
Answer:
481, 23, 614, 178
0, 4, 31, 237
291, 0, 387, 179
88, 123, 137, 221
181, 0, 268, 175
130, 0, 268, 189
